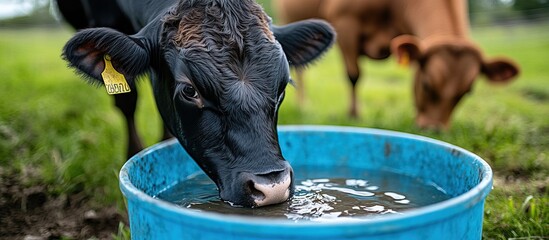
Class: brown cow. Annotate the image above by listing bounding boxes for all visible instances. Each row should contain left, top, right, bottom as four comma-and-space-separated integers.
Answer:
274, 0, 519, 129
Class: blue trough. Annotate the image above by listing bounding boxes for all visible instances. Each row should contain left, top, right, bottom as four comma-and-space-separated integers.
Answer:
119, 126, 493, 240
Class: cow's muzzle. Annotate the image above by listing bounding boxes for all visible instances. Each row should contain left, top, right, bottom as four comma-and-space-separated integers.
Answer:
221, 161, 294, 208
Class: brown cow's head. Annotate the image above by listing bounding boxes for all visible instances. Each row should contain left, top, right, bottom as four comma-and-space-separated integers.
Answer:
391, 35, 519, 129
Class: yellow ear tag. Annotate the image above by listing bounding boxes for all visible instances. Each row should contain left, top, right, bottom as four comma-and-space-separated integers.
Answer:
101, 54, 131, 95
399, 51, 410, 68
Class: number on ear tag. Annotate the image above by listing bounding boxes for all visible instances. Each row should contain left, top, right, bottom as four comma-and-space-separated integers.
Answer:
101, 55, 131, 95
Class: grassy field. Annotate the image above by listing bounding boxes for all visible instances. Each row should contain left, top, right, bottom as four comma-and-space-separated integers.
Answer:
0, 22, 547, 239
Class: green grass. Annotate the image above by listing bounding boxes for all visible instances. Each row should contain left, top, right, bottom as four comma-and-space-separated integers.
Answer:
0, 27, 162, 207
0, 22, 547, 239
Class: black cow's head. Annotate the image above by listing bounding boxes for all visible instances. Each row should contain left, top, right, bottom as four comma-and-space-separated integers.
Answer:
62, 0, 334, 207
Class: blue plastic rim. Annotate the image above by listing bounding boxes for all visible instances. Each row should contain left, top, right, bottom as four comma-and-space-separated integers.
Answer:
119, 126, 493, 240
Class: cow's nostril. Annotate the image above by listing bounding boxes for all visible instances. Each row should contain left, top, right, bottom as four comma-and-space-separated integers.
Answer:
232, 163, 293, 207
249, 169, 292, 207
246, 180, 265, 201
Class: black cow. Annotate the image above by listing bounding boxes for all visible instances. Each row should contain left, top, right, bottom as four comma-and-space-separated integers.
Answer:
58, 0, 335, 207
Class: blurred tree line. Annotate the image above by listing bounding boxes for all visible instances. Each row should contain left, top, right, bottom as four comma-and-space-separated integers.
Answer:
1, 0, 548, 27
468, 0, 549, 26
0, 0, 59, 27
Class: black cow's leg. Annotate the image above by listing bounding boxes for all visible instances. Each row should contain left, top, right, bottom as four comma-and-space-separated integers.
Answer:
161, 125, 174, 141
113, 91, 143, 158
294, 67, 306, 109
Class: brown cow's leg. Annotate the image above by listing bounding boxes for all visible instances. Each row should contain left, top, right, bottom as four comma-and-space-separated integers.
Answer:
113, 91, 144, 159
332, 18, 361, 118
348, 74, 360, 118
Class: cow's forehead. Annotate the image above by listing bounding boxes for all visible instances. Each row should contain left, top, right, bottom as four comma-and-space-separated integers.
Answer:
171, 0, 274, 49
181, 44, 288, 100
166, 0, 286, 103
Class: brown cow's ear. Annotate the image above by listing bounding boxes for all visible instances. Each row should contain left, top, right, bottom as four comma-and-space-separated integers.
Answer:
391, 35, 422, 66
481, 57, 520, 83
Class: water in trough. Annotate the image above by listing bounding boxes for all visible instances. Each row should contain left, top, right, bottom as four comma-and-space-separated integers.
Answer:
155, 166, 451, 222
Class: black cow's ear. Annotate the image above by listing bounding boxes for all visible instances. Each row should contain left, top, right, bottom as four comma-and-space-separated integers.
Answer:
273, 19, 335, 67
62, 27, 150, 86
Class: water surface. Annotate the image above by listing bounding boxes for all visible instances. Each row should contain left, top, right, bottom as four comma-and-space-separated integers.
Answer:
155, 166, 451, 222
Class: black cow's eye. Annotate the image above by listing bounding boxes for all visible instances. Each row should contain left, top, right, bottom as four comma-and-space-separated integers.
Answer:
182, 84, 198, 99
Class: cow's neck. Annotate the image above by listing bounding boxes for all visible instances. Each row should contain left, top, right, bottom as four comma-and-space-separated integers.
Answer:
399, 0, 470, 40
117, 0, 176, 29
